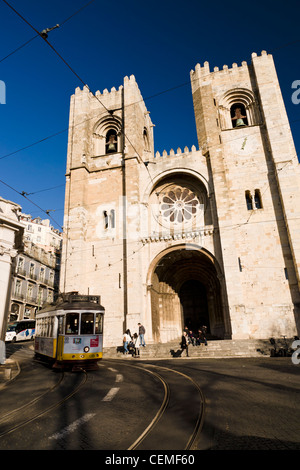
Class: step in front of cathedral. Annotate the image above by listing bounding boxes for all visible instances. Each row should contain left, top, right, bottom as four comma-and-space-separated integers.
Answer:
103, 338, 273, 359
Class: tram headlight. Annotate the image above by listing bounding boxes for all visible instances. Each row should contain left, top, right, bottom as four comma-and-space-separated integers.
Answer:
84, 346, 90, 353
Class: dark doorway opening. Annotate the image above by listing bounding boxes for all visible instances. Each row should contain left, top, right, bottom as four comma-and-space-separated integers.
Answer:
180, 279, 210, 333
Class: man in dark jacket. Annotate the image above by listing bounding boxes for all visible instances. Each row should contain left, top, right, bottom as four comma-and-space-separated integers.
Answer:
138, 323, 146, 347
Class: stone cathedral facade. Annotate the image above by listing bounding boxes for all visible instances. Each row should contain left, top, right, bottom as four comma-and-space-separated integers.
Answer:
60, 51, 300, 347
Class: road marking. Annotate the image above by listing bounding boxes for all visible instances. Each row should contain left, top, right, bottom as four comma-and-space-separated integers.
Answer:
102, 387, 120, 401
49, 413, 96, 440
115, 374, 123, 383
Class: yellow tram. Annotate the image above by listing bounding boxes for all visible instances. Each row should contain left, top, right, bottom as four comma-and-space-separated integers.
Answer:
34, 293, 104, 370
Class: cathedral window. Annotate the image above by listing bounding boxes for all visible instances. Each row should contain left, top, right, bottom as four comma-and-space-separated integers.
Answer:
245, 191, 253, 210
105, 129, 118, 154
149, 174, 209, 234
245, 190, 263, 211
103, 209, 115, 229
161, 187, 199, 224
218, 88, 260, 130
143, 129, 150, 152
103, 211, 109, 229
93, 115, 122, 156
110, 209, 115, 229
230, 103, 248, 127
254, 189, 262, 209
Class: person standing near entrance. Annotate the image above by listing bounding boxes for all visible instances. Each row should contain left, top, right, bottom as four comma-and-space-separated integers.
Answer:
180, 331, 189, 357
138, 323, 146, 347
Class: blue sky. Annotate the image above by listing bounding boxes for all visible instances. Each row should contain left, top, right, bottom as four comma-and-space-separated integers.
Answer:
0, 0, 299, 230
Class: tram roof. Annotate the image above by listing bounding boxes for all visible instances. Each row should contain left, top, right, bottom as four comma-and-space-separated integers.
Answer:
37, 294, 105, 315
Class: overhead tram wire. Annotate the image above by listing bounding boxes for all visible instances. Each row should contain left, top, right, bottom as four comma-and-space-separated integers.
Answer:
0, 64, 299, 163
0, 6, 299, 165
0, 0, 97, 64
1, 4, 299, 189
0, 178, 63, 231
2, 0, 151, 184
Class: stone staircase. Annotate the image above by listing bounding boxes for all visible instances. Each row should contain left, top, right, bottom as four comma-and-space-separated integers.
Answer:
103, 338, 272, 360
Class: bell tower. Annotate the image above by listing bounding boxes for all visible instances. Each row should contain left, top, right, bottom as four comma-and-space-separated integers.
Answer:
190, 51, 300, 337
60, 75, 154, 344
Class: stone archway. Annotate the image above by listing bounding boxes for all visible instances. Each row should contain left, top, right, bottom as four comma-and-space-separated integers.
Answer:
180, 280, 210, 333
148, 246, 228, 343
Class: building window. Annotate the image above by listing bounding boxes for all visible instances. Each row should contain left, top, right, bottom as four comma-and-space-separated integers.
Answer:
160, 186, 200, 224
29, 263, 35, 278
17, 257, 24, 272
254, 189, 262, 209
15, 280, 22, 295
245, 190, 263, 210
39, 267, 45, 281
231, 103, 248, 127
110, 209, 115, 229
218, 88, 260, 130
103, 209, 115, 230
27, 283, 33, 299
103, 211, 109, 229
143, 129, 150, 152
105, 129, 118, 154
245, 191, 253, 210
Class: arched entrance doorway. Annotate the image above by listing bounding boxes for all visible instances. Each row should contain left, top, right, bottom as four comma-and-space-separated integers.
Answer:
180, 280, 210, 333
148, 246, 228, 343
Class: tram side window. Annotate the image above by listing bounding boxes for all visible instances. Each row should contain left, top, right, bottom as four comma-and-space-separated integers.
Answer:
57, 316, 64, 335
81, 312, 94, 334
95, 313, 103, 334
65, 313, 79, 335
47, 317, 54, 337
36, 320, 41, 336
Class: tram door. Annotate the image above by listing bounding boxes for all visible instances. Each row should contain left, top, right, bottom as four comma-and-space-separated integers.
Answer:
56, 315, 64, 359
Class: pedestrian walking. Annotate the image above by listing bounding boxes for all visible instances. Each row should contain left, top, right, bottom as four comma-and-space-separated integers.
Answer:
138, 322, 146, 347
180, 331, 189, 357
123, 331, 131, 354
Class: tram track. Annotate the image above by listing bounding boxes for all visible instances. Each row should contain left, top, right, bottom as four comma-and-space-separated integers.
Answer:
106, 360, 205, 450
0, 369, 88, 439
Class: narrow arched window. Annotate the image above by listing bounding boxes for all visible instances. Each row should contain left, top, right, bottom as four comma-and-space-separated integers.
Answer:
110, 209, 115, 229
105, 129, 118, 154
231, 103, 248, 128
143, 129, 150, 152
254, 189, 262, 209
245, 191, 253, 210
103, 210, 109, 229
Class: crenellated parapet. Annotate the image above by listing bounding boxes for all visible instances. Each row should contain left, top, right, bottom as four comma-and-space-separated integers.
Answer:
155, 145, 197, 159
73, 74, 148, 114
190, 50, 270, 91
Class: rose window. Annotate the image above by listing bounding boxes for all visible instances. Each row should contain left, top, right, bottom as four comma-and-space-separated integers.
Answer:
160, 187, 200, 224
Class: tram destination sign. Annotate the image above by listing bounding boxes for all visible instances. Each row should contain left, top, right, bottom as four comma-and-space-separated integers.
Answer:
68, 294, 101, 304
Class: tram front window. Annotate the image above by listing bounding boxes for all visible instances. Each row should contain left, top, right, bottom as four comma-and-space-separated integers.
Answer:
65, 313, 79, 335
81, 313, 94, 334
